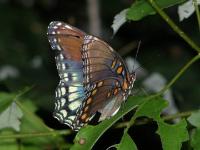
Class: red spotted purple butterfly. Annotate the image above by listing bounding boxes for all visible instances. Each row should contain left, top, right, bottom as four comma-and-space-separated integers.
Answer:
47, 21, 136, 131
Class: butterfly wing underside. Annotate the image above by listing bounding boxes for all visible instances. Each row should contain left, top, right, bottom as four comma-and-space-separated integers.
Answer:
48, 21, 135, 131
76, 35, 132, 124
47, 21, 86, 129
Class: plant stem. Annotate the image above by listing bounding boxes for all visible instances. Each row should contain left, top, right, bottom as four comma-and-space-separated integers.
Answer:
163, 111, 192, 120
14, 86, 34, 101
123, 54, 200, 131
193, 0, 200, 31
147, 0, 200, 53
115, 110, 193, 128
0, 130, 71, 139
158, 54, 200, 94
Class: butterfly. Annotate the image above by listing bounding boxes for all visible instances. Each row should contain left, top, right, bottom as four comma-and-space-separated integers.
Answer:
47, 21, 136, 131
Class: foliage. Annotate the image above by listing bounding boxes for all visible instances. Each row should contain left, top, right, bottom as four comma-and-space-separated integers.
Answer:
0, 0, 200, 149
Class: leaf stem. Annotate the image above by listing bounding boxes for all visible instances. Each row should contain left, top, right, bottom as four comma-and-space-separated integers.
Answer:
162, 111, 192, 120
0, 130, 71, 139
147, 0, 200, 53
193, 0, 200, 31
115, 110, 193, 128
14, 86, 34, 100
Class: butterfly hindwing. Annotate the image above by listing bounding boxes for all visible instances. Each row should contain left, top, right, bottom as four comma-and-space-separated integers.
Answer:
48, 21, 87, 130
74, 35, 132, 125
75, 78, 125, 125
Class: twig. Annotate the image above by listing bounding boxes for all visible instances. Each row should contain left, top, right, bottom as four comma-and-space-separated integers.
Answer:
115, 110, 193, 128
193, 0, 200, 31
147, 0, 200, 53
0, 130, 71, 139
158, 54, 200, 94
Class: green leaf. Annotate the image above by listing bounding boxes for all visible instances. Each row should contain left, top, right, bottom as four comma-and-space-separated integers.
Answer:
19, 100, 55, 145
0, 130, 18, 150
117, 133, 137, 150
134, 97, 168, 119
0, 92, 15, 114
157, 120, 189, 150
191, 128, 200, 150
127, 0, 186, 21
0, 102, 23, 131
71, 96, 147, 150
187, 110, 200, 128
130, 97, 188, 150
188, 110, 200, 150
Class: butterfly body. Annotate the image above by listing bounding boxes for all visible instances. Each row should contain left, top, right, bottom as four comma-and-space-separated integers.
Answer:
47, 21, 136, 131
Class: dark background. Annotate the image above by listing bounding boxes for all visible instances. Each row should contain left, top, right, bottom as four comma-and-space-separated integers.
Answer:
0, 0, 199, 149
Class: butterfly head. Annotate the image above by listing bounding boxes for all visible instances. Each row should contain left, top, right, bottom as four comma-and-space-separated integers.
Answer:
130, 71, 136, 86
126, 71, 136, 95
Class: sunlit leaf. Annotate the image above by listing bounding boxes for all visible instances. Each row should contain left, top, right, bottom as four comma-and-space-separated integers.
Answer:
117, 133, 137, 150
111, 9, 128, 35
187, 110, 200, 150
187, 110, 200, 127
0, 102, 23, 131
178, 0, 200, 21
127, 0, 186, 21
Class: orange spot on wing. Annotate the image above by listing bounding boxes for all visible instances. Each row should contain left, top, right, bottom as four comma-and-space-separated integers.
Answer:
123, 80, 128, 90
84, 106, 89, 112
107, 92, 111, 98
111, 60, 116, 68
114, 88, 118, 95
117, 66, 123, 74
87, 97, 92, 104
97, 81, 103, 87
85, 117, 89, 122
92, 89, 97, 95
81, 113, 87, 121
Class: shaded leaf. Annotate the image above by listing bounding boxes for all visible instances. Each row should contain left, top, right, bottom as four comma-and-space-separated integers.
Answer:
19, 100, 56, 145
117, 133, 137, 150
71, 96, 147, 150
0, 130, 18, 150
157, 120, 189, 150
0, 102, 23, 131
133, 97, 188, 150
127, 0, 186, 21
187, 110, 200, 127
191, 128, 200, 150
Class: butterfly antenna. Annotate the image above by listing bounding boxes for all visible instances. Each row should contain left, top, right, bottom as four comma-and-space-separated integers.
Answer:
133, 40, 141, 72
